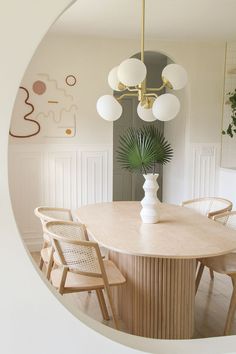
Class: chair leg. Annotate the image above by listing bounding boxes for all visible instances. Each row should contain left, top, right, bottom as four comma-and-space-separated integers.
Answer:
231, 277, 235, 287
224, 282, 236, 335
96, 289, 110, 321
104, 284, 119, 330
45, 248, 54, 280
196, 260, 199, 271
39, 240, 48, 270
209, 269, 214, 280
196, 263, 205, 294
59, 267, 68, 295
39, 256, 44, 270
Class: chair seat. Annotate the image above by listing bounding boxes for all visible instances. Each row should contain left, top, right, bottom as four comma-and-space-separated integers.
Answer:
51, 259, 126, 292
201, 253, 236, 275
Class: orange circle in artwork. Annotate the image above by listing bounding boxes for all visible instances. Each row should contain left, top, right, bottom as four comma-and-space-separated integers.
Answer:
65, 75, 77, 86
32, 80, 46, 95
65, 128, 72, 135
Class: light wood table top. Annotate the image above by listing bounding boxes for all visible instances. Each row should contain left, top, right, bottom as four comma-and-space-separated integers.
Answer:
77, 201, 236, 259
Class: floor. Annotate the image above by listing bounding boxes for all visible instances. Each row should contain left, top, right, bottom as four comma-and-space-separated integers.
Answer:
31, 252, 236, 339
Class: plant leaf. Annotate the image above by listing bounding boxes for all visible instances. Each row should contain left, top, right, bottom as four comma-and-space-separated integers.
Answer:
116, 125, 173, 174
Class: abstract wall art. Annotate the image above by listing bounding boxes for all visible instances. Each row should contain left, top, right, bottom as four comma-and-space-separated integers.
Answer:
9, 86, 41, 138
10, 73, 79, 139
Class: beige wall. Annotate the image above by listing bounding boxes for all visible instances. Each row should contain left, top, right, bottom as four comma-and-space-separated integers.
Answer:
10, 33, 225, 147
10, 33, 226, 204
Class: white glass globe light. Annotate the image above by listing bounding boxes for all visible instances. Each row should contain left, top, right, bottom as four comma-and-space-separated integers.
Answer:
152, 93, 180, 121
137, 102, 157, 122
96, 95, 122, 121
162, 64, 188, 90
108, 66, 125, 91
118, 58, 147, 87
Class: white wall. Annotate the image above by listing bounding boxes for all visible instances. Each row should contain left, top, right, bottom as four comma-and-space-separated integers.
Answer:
217, 42, 236, 209
8, 143, 112, 250
219, 168, 236, 207
161, 41, 225, 203
9, 34, 115, 145
221, 42, 236, 168
8, 35, 229, 251
9, 33, 228, 214
2, 1, 236, 353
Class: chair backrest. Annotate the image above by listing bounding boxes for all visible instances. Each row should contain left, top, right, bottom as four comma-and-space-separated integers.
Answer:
213, 211, 236, 230
44, 221, 102, 277
182, 197, 232, 218
34, 207, 73, 226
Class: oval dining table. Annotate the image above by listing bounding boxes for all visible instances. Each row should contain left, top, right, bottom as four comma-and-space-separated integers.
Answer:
77, 201, 236, 340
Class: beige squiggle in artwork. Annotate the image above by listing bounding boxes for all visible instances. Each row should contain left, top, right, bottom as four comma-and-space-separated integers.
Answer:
35, 104, 78, 123
37, 73, 73, 101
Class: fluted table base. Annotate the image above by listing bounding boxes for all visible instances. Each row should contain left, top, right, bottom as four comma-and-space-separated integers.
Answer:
109, 251, 196, 339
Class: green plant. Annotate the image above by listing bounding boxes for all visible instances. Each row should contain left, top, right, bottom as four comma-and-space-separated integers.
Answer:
117, 125, 173, 174
222, 90, 236, 138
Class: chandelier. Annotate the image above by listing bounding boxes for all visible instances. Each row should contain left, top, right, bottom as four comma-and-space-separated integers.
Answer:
96, 0, 187, 122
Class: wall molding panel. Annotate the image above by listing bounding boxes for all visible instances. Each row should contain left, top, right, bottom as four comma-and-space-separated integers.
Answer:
8, 144, 112, 251
189, 143, 220, 199
79, 150, 110, 206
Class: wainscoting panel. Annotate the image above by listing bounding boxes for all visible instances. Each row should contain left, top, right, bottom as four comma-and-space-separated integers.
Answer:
80, 150, 109, 206
8, 144, 112, 251
189, 143, 220, 199
45, 151, 77, 209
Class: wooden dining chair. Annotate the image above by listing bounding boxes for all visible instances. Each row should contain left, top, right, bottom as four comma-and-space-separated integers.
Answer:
182, 197, 233, 218
182, 197, 233, 279
44, 220, 126, 329
34, 207, 82, 279
195, 211, 236, 335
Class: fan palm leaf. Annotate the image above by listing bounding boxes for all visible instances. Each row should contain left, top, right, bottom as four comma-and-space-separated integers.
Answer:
117, 125, 173, 174
142, 125, 173, 165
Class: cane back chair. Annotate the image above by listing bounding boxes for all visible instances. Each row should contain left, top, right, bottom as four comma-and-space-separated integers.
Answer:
182, 197, 233, 279
196, 211, 236, 335
34, 207, 81, 279
182, 197, 232, 219
44, 220, 126, 329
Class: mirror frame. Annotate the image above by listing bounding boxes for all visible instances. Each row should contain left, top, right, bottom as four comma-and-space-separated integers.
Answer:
1, 1, 236, 353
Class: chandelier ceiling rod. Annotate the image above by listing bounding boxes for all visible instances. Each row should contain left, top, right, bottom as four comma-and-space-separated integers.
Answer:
139, 0, 146, 105
141, 0, 145, 63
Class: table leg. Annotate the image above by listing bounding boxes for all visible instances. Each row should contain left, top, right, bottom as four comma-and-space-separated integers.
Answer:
109, 251, 196, 339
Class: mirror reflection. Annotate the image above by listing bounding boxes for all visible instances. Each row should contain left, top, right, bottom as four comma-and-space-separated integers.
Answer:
8, 0, 236, 341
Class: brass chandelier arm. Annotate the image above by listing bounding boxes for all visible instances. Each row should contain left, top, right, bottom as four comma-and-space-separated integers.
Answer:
146, 82, 168, 92
127, 87, 139, 92
116, 93, 138, 101
144, 93, 158, 99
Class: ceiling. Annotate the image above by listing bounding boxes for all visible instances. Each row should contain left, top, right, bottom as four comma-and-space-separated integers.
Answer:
50, 0, 236, 41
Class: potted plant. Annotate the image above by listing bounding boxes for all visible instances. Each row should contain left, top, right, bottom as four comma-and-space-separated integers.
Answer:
117, 125, 173, 223
222, 90, 236, 138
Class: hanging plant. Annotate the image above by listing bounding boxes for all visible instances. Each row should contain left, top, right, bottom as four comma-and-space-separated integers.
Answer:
116, 125, 173, 175
222, 90, 236, 138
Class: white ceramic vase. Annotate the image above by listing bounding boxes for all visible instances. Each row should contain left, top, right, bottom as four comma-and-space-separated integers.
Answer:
140, 173, 160, 224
